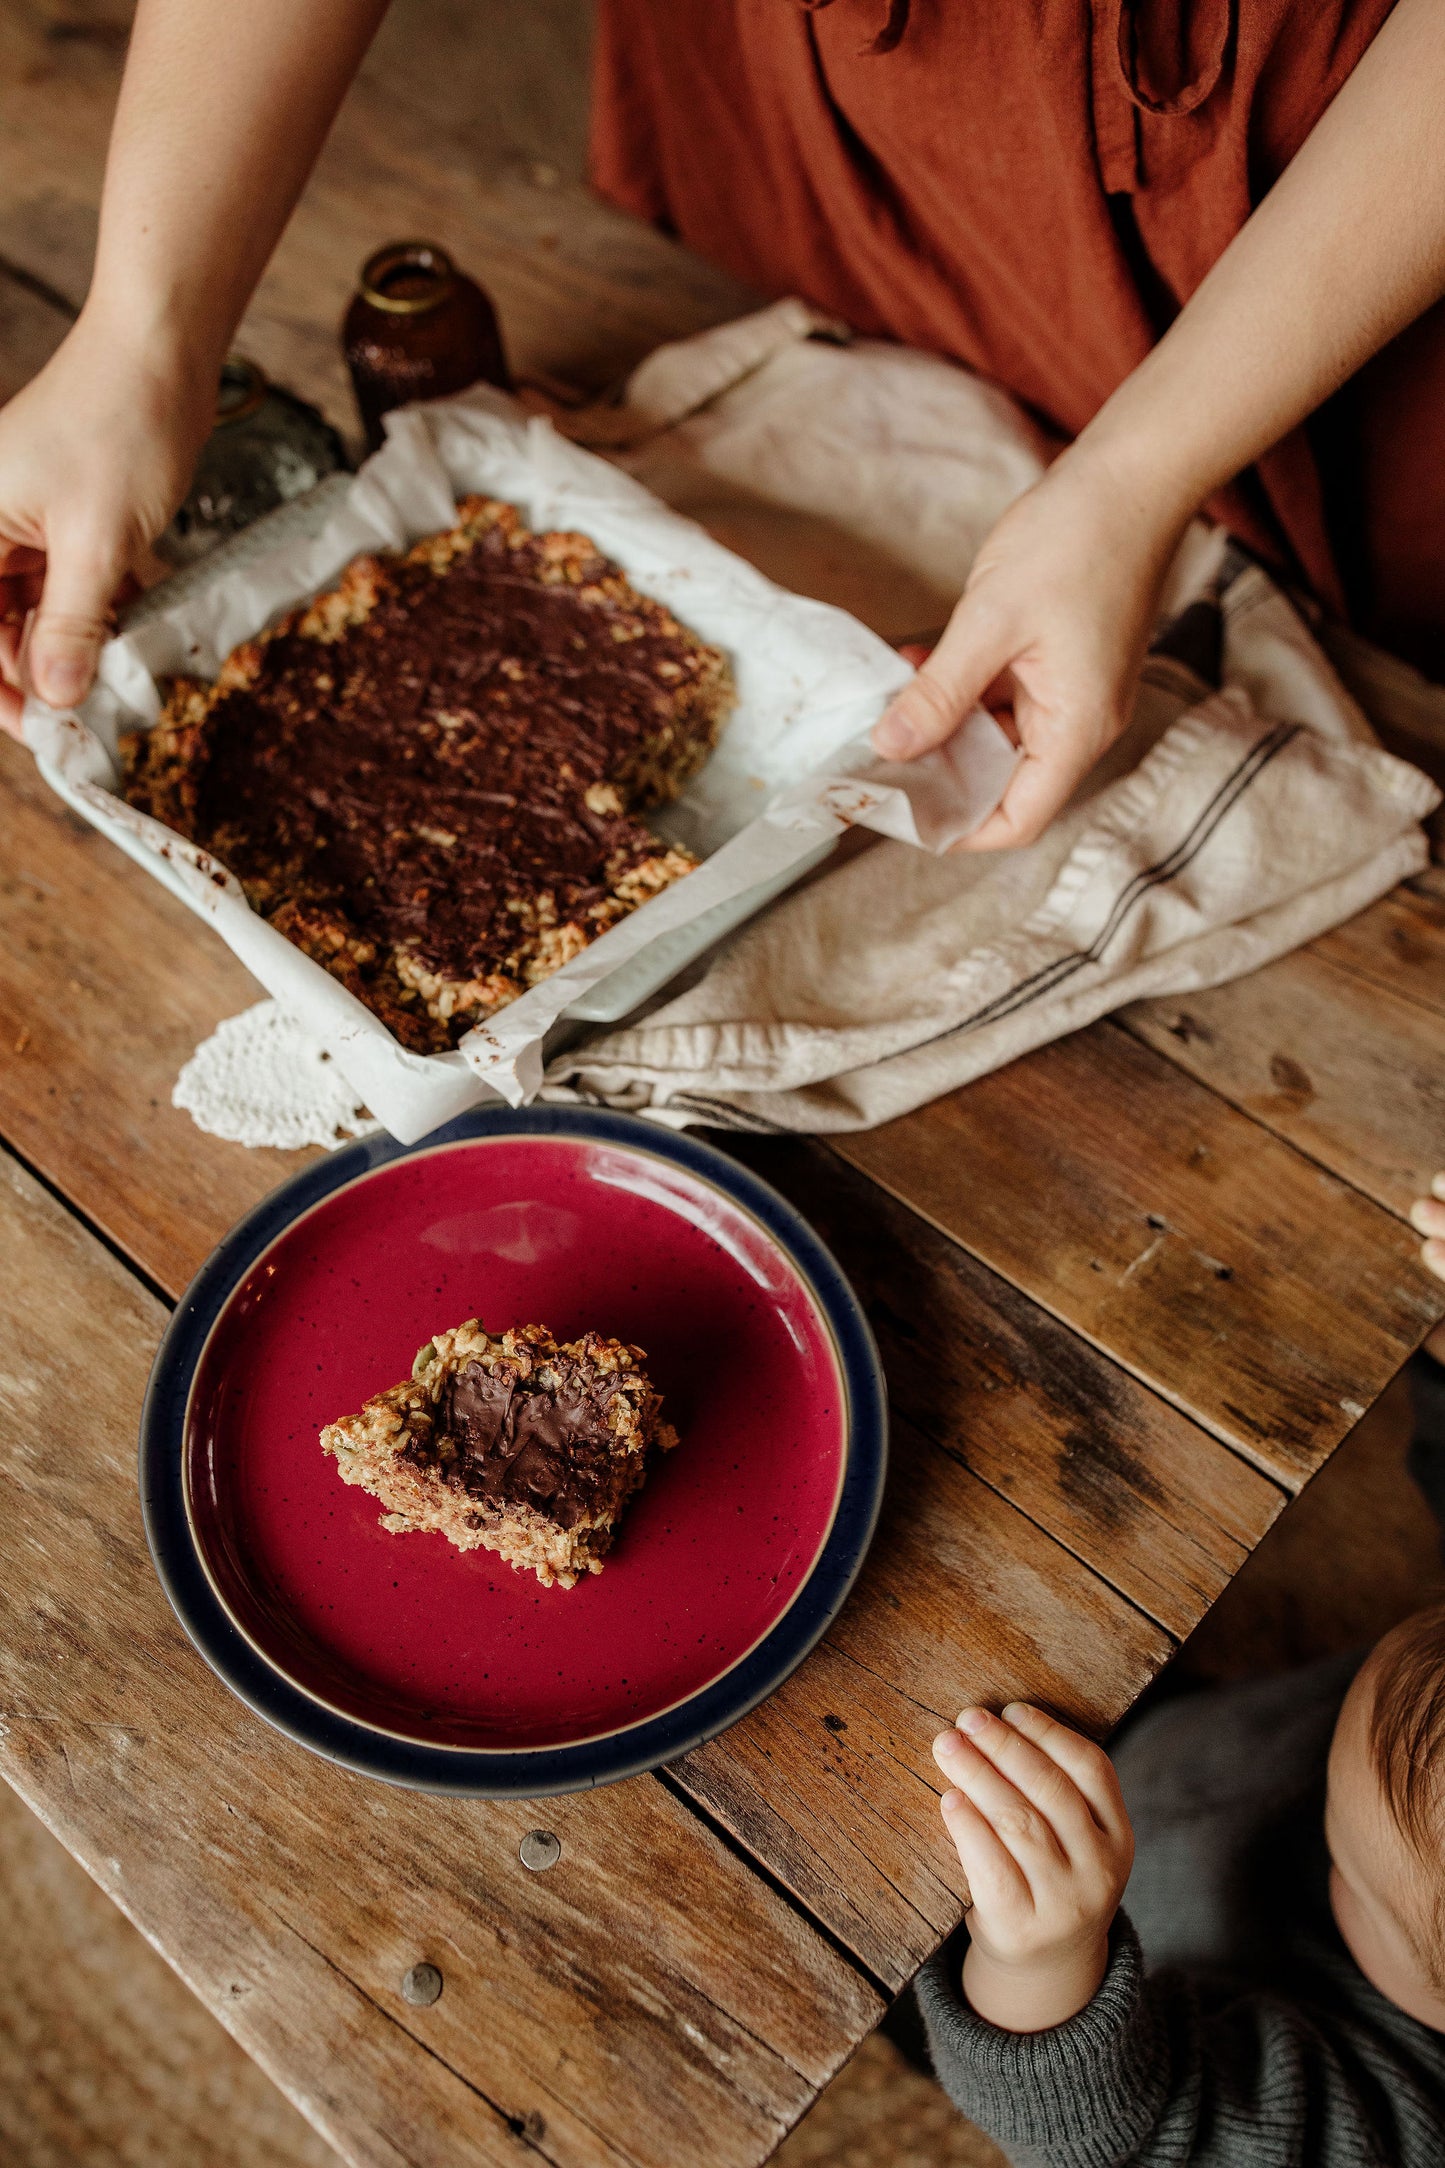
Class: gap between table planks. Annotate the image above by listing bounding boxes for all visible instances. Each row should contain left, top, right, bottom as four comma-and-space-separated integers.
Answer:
4, 0, 1438, 1407
834, 1015, 1441, 1496
3, 635, 1436, 2142
1, 0, 1440, 2151
5, 0, 1441, 2019
0, 921, 1215, 2015
2, 0, 1438, 2029
1121, 877, 1445, 1218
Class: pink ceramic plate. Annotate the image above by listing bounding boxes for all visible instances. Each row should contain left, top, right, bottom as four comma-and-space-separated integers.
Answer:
176, 1126, 864, 1763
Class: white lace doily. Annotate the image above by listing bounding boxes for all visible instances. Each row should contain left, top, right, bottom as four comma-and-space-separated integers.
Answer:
174, 1000, 382, 1151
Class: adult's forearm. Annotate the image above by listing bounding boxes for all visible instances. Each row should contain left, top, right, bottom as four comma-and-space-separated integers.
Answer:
1078, 0, 1445, 522
872, 0, 1445, 839
86, 0, 389, 373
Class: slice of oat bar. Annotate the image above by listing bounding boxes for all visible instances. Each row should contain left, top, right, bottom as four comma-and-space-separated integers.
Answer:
320, 1321, 679, 1588
122, 495, 733, 1054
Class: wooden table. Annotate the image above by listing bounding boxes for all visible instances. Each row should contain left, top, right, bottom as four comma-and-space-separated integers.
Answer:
3, 8, 1444, 2165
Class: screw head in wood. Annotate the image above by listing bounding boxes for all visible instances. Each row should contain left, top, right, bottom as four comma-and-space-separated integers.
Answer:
401, 1962, 443, 2006
520, 1829, 561, 1871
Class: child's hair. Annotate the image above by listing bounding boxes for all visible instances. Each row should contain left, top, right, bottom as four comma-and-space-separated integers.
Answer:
1369, 1600, 1445, 1987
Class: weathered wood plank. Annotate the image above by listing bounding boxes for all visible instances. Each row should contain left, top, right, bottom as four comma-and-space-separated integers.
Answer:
834, 1024, 1442, 1490
1, 729, 1283, 1652
723, 1138, 1283, 1639
0, 1144, 882, 2168
671, 1405, 1171, 1986
1310, 884, 1445, 1020
1123, 942, 1445, 1219
11, 0, 1424, 2145
0, 735, 307, 1292
5, 0, 1433, 2057
0, 259, 71, 402
1176, 1366, 1445, 1685
0, 1772, 342, 2168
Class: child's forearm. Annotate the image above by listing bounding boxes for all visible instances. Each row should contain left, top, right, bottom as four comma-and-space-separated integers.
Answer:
86, 0, 390, 374
918, 1920, 1165, 2168
922, 1917, 1428, 2168
962, 1932, 1109, 2034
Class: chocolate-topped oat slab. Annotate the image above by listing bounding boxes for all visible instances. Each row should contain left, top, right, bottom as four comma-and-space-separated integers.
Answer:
122, 496, 733, 1052
321, 1320, 679, 1588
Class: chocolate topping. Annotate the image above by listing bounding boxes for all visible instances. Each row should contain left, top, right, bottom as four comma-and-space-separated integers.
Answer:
169, 515, 720, 987
438, 1356, 624, 1530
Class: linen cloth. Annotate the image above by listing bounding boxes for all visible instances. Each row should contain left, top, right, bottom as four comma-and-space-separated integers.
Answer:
531, 301, 1438, 1135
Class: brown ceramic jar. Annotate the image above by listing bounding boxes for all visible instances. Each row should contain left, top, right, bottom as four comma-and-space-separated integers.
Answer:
342, 240, 510, 453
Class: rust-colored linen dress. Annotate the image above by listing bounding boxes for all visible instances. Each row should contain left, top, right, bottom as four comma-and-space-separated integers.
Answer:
591, 0, 1445, 677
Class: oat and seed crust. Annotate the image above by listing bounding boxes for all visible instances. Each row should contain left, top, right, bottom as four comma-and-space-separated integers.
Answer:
320, 1320, 679, 1589
122, 496, 732, 1053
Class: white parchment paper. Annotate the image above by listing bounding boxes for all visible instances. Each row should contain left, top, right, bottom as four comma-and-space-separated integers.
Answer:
23, 388, 1015, 1140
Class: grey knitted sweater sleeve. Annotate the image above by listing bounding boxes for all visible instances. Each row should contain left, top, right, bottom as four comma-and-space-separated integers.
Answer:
916, 1915, 1444, 2168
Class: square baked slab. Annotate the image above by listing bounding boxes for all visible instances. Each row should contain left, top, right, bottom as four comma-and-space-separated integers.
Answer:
321, 1320, 678, 1588
123, 496, 733, 1053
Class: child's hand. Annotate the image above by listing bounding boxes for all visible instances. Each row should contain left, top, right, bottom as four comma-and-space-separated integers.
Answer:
1408, 1175, 1445, 1362
933, 1702, 1134, 2033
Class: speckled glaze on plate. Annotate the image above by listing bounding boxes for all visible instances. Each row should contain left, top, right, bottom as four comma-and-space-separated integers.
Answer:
141, 1110, 887, 1795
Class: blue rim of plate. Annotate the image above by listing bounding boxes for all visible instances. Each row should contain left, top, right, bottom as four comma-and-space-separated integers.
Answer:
139, 1106, 888, 1797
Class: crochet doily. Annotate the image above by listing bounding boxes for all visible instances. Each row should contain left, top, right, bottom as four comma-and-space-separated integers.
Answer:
173, 1000, 382, 1151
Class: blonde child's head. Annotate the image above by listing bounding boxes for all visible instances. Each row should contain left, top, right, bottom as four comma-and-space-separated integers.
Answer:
1326, 1601, 1445, 2028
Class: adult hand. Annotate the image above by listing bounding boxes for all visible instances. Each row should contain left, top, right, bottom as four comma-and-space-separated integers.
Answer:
871, 444, 1188, 851
871, 0, 1445, 852
0, 312, 211, 738
933, 1701, 1134, 2033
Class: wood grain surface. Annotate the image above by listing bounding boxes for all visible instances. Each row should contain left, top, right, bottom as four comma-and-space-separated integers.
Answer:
724, 1142, 1283, 1638
835, 1022, 1442, 1488
1313, 878, 1445, 1017
0, 1144, 884, 2168
0, 722, 1303, 1998
0, 260, 70, 402
0, 1776, 339, 2168
670, 1406, 1169, 1985
1123, 887, 1445, 1215
0, 1763, 1009, 2168
0, 734, 308, 1289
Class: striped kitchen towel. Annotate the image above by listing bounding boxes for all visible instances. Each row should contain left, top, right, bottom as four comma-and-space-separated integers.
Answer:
539, 311, 1438, 1132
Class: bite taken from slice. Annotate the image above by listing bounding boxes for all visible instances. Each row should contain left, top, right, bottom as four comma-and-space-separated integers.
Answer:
320, 1321, 678, 1588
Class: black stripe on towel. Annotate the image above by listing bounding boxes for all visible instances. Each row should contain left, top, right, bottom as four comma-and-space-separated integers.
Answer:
929, 720, 1303, 1047
666, 1093, 786, 1133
